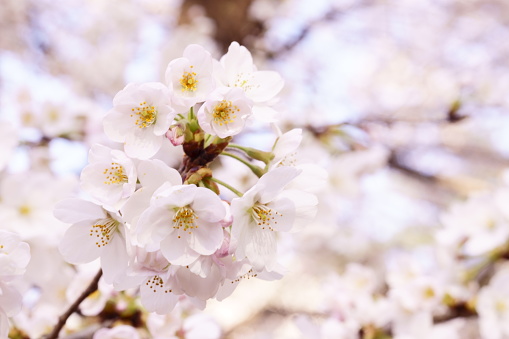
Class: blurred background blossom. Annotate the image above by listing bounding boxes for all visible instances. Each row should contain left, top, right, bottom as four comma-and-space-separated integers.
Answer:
2, 0, 509, 338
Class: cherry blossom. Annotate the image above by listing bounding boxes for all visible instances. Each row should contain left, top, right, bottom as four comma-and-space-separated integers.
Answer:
136, 184, 226, 266
217, 41, 284, 122
80, 144, 137, 209
197, 87, 253, 138
103, 82, 176, 159
230, 167, 309, 271
55, 198, 128, 284
165, 44, 216, 109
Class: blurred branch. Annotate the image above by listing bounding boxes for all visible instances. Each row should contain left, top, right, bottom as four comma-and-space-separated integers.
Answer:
45, 269, 103, 339
433, 303, 477, 324
388, 151, 438, 183
180, 0, 263, 52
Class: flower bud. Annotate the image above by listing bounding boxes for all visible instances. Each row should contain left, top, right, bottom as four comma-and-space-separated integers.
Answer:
166, 122, 186, 146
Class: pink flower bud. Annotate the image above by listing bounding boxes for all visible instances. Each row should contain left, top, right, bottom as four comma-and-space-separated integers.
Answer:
166, 122, 185, 146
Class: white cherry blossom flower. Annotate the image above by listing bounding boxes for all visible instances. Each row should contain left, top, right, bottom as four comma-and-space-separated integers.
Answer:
121, 246, 181, 315
103, 82, 175, 159
55, 198, 128, 284
165, 44, 216, 109
269, 127, 328, 196
197, 87, 253, 138
80, 144, 137, 209
217, 41, 284, 122
231, 167, 310, 271
136, 184, 226, 266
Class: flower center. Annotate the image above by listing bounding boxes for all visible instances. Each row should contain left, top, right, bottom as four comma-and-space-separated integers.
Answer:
103, 162, 128, 185
234, 73, 258, 92
131, 101, 157, 128
172, 206, 199, 237
251, 203, 282, 231
230, 268, 258, 284
212, 100, 239, 126
180, 66, 198, 92
89, 218, 119, 248
18, 205, 31, 216
146, 275, 173, 294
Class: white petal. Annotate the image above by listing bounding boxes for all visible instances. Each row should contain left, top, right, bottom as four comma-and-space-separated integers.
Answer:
248, 71, 284, 102
137, 159, 182, 190
100, 233, 128, 284
140, 278, 178, 315
160, 236, 200, 266
190, 187, 226, 222
256, 167, 301, 204
59, 221, 102, 264
190, 221, 223, 255
54, 198, 106, 224
245, 227, 277, 271
124, 129, 162, 159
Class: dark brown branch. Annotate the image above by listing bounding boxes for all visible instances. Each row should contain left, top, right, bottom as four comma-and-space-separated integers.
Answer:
388, 152, 438, 183
433, 303, 477, 324
45, 269, 103, 339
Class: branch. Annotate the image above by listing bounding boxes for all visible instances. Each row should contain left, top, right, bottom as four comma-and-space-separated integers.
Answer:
387, 152, 438, 183
45, 269, 103, 339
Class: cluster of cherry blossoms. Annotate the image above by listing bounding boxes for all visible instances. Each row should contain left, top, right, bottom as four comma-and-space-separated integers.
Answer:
54, 42, 319, 319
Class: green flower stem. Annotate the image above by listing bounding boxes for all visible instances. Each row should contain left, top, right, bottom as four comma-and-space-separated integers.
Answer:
227, 143, 275, 164
221, 151, 265, 177
188, 106, 195, 120
210, 177, 243, 197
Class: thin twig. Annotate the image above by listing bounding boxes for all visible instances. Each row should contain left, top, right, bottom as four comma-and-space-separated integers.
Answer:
45, 269, 103, 339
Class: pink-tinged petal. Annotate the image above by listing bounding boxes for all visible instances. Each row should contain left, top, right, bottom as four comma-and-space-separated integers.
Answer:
160, 236, 200, 266
249, 71, 284, 102
265, 197, 296, 232
54, 198, 106, 224
256, 167, 301, 204
59, 221, 102, 264
221, 42, 254, 82
80, 163, 124, 203
272, 128, 302, 160
190, 222, 223, 255
137, 159, 182, 190
140, 278, 178, 315
230, 213, 252, 260
153, 105, 175, 136
0, 282, 22, 316
103, 110, 131, 142
121, 187, 152, 225
88, 144, 113, 163
152, 184, 197, 207
124, 129, 162, 159
188, 255, 214, 278
100, 233, 128, 284
136, 207, 173, 246
191, 188, 226, 222
176, 266, 221, 300
279, 190, 318, 231
245, 227, 277, 271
